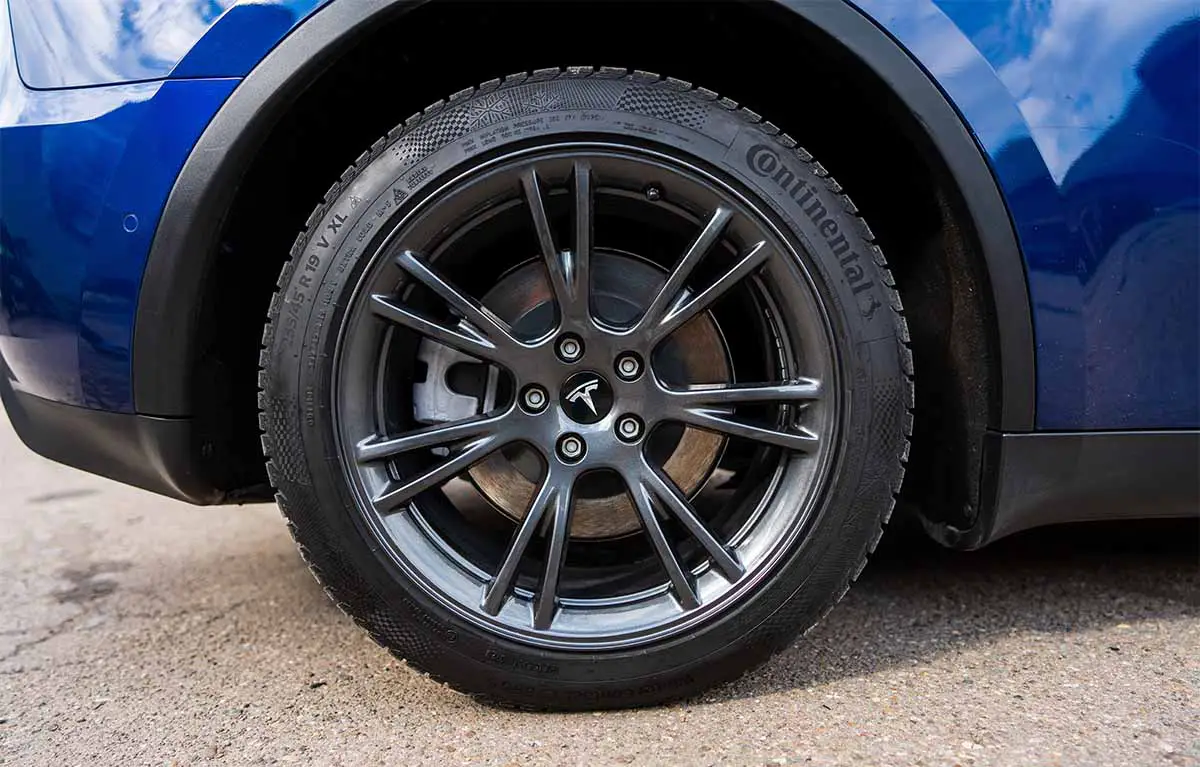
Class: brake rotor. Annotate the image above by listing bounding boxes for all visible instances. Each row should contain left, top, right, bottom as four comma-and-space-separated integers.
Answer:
419, 252, 730, 539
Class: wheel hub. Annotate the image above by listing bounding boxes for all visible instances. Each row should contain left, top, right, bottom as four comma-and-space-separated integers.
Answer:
414, 253, 730, 538
560, 371, 614, 424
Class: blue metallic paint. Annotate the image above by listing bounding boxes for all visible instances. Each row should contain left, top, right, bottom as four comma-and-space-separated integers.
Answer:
0, 77, 239, 410
0, 3, 239, 410
858, 0, 1199, 428
8, 0, 326, 89
1, 0, 1197, 429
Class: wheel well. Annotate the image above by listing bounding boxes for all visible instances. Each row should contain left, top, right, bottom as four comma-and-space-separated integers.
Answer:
200, 0, 1001, 529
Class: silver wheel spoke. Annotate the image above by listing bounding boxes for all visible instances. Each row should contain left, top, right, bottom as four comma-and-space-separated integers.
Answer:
556, 160, 593, 324
372, 437, 499, 513
395, 250, 523, 349
674, 408, 820, 453
534, 481, 574, 630
663, 379, 821, 409
629, 480, 699, 610
370, 294, 503, 363
641, 460, 743, 582
482, 473, 558, 615
648, 240, 770, 345
638, 207, 733, 331
356, 413, 505, 464
520, 170, 575, 321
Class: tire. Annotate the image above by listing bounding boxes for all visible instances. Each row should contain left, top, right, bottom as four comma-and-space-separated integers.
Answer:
260, 68, 912, 710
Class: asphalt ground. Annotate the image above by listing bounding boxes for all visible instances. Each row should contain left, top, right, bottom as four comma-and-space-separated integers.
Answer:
1, 408, 1196, 766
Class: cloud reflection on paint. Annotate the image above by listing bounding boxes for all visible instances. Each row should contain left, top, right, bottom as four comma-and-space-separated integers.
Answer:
937, 0, 1198, 181
9, 0, 238, 87
7, 0, 323, 90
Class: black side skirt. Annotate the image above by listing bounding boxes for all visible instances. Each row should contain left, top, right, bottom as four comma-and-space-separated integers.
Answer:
930, 430, 1200, 548
1, 382, 229, 505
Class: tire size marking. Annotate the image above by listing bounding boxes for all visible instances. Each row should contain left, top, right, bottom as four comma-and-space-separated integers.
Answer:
484, 649, 559, 676
475, 115, 547, 144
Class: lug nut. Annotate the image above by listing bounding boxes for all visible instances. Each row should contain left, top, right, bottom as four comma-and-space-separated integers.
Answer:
615, 352, 643, 381
616, 415, 644, 443
557, 433, 586, 463
556, 335, 584, 363
521, 384, 548, 413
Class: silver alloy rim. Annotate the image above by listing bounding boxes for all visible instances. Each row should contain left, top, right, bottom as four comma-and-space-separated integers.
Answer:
333, 143, 841, 649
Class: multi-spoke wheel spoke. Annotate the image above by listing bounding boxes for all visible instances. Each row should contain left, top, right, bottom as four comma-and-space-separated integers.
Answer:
646, 240, 770, 346
370, 250, 529, 364
355, 413, 506, 464
628, 479, 700, 609
640, 459, 744, 582
534, 482, 575, 630
370, 293, 504, 362
567, 161, 594, 324
519, 162, 593, 327
520, 170, 575, 320
673, 409, 820, 452
664, 379, 822, 408
662, 379, 822, 453
371, 436, 501, 513
637, 206, 733, 333
482, 473, 559, 615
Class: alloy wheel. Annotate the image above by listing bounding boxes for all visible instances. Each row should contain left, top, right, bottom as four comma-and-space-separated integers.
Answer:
333, 144, 841, 649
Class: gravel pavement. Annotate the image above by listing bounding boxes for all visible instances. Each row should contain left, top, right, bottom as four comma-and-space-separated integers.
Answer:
0, 409, 1196, 766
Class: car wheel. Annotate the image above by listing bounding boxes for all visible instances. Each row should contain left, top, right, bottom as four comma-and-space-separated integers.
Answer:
260, 68, 912, 709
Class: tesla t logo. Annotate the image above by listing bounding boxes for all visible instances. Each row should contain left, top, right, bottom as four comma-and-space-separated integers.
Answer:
565, 379, 602, 415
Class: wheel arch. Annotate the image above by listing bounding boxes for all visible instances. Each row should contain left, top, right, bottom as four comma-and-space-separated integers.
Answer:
131, 0, 1036, 504
132, 0, 428, 418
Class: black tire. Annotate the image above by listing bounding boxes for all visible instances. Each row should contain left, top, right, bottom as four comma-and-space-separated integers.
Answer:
260, 68, 912, 710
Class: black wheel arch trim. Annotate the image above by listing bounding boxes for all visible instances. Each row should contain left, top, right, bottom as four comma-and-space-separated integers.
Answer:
132, 0, 428, 418
132, 0, 1036, 433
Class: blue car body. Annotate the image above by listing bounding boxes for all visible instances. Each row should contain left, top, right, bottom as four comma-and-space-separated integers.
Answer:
1, 0, 1196, 542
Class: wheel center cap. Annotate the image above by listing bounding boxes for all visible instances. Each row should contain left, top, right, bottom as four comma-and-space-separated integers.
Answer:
560, 371, 614, 424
